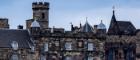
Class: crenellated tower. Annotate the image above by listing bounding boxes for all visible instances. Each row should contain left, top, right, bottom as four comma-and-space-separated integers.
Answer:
26, 2, 49, 29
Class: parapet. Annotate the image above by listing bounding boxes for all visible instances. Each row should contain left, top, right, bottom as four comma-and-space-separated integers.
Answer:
0, 18, 8, 20
32, 2, 49, 10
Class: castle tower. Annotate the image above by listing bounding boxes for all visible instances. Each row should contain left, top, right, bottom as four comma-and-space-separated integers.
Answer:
26, 2, 49, 29
32, 2, 49, 29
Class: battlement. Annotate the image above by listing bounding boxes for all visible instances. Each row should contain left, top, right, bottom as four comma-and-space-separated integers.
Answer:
32, 2, 49, 10
0, 18, 8, 21
0, 18, 8, 20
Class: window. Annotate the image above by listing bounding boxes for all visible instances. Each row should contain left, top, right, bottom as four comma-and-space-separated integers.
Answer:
42, 13, 45, 19
77, 40, 84, 48
65, 42, 72, 50
65, 56, 72, 60
108, 49, 114, 60
11, 54, 18, 60
55, 41, 59, 46
44, 43, 48, 52
88, 56, 94, 60
88, 43, 94, 51
40, 55, 46, 60
31, 46, 35, 52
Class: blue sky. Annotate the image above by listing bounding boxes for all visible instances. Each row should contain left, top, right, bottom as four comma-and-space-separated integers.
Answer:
0, 0, 140, 30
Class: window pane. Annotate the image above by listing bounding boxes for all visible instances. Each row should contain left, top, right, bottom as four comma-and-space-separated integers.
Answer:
65, 42, 72, 50
88, 56, 94, 60
44, 43, 48, 51
65, 56, 72, 60
88, 43, 94, 51
11, 54, 18, 60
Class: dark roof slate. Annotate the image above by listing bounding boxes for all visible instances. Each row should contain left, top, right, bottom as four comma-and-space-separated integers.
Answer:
108, 21, 136, 35
81, 21, 93, 32
117, 21, 136, 32
0, 29, 31, 49
108, 10, 136, 35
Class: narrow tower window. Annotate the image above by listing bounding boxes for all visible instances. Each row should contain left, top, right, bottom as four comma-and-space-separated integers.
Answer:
42, 13, 45, 19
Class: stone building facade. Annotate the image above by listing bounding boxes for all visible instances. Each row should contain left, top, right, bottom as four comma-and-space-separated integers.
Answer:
0, 1, 140, 60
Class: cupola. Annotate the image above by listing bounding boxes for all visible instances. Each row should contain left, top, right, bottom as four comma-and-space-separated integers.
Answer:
97, 20, 106, 29
31, 19, 40, 28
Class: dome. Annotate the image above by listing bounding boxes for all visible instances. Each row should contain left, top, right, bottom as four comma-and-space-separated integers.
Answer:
97, 20, 106, 29
81, 21, 93, 32
31, 19, 40, 27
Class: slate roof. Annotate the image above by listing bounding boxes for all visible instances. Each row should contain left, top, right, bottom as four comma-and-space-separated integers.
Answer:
108, 21, 136, 35
0, 29, 32, 49
117, 21, 136, 32
81, 21, 93, 32
108, 10, 136, 35
31, 20, 40, 27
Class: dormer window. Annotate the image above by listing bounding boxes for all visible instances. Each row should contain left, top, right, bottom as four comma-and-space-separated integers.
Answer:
11, 41, 18, 50
44, 42, 48, 52
65, 42, 72, 50
88, 43, 94, 51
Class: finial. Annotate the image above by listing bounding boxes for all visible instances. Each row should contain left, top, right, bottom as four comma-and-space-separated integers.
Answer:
112, 6, 115, 14
86, 17, 88, 23
101, 20, 103, 23
112, 5, 115, 10
80, 21, 82, 28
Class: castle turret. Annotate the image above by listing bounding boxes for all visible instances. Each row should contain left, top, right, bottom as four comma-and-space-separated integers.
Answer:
26, 2, 49, 29
32, 2, 49, 29
97, 20, 106, 39
97, 20, 106, 34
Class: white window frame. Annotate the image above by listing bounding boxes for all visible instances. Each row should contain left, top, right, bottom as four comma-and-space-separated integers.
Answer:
65, 56, 72, 60
88, 43, 94, 51
88, 56, 94, 60
65, 42, 72, 50
44, 42, 48, 52
11, 54, 18, 60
